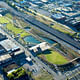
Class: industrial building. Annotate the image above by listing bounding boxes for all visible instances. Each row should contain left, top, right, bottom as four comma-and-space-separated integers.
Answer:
0, 45, 7, 55
29, 42, 51, 53
0, 33, 7, 41
2, 62, 18, 76
0, 54, 12, 64
0, 39, 20, 52
51, 13, 66, 22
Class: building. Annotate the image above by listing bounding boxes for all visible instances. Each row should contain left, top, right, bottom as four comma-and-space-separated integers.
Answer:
29, 42, 51, 53
3, 62, 30, 80
0, 14, 2, 17
0, 45, 7, 55
0, 39, 20, 52
3, 62, 18, 74
0, 54, 12, 64
0, 33, 7, 41
65, 18, 80, 29
0, 8, 8, 15
26, 57, 32, 63
51, 13, 66, 22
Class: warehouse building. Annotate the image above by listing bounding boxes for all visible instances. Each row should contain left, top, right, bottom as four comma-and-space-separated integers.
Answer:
0, 45, 7, 55
0, 33, 7, 41
0, 54, 12, 65
51, 13, 66, 20
0, 39, 20, 52
29, 42, 51, 53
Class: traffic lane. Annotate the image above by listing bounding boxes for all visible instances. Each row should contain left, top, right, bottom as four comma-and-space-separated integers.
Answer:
1, 1, 80, 50
24, 15, 80, 50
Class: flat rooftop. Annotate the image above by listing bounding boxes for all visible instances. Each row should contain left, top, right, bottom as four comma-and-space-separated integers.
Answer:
3, 62, 18, 73
0, 54, 11, 62
29, 42, 51, 52
0, 39, 19, 51
52, 13, 65, 19
0, 44, 7, 54
0, 33, 7, 41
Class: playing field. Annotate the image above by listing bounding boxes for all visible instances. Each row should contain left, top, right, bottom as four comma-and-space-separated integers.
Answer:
39, 49, 68, 65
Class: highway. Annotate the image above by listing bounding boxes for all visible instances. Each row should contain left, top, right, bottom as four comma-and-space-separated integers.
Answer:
0, 24, 65, 80
0, 1, 80, 79
1, 1, 80, 52
25, 16, 80, 49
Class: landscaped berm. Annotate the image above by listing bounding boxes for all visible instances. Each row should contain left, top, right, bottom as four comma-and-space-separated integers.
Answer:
38, 49, 68, 65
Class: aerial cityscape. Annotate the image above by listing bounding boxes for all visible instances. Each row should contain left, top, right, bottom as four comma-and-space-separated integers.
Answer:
0, 0, 80, 80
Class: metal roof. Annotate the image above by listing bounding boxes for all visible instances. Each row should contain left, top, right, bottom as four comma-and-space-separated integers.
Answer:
0, 39, 19, 51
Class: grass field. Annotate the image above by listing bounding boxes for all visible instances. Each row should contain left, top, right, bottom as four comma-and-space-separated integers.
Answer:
39, 49, 68, 65
0, 16, 9, 23
6, 23, 30, 38
51, 24, 75, 36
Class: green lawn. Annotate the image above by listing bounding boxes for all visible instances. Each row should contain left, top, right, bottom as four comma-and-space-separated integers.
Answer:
51, 25, 75, 36
39, 49, 68, 65
0, 16, 9, 23
6, 23, 30, 38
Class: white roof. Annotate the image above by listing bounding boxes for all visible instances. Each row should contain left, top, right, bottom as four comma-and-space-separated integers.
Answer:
0, 39, 19, 51
7, 69, 16, 74
0, 14, 2, 17
0, 54, 11, 62
26, 57, 31, 62
29, 42, 51, 52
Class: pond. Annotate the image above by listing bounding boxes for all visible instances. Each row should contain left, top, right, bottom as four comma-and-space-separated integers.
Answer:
40, 37, 56, 44
24, 36, 41, 44
24, 35, 56, 46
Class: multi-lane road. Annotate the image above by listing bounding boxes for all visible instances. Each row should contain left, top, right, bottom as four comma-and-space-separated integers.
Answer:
0, 21, 66, 80
0, 1, 80, 80
1, 1, 80, 54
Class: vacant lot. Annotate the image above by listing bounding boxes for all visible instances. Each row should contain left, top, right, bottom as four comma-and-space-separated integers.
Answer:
38, 49, 68, 65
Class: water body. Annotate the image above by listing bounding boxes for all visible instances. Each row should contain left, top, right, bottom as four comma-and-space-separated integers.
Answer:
40, 37, 56, 44
24, 35, 56, 46
24, 36, 40, 44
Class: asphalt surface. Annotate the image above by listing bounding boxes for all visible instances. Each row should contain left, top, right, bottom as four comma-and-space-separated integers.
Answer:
0, 1, 80, 80
1, 1, 80, 51
0, 24, 62, 80
25, 16, 80, 50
